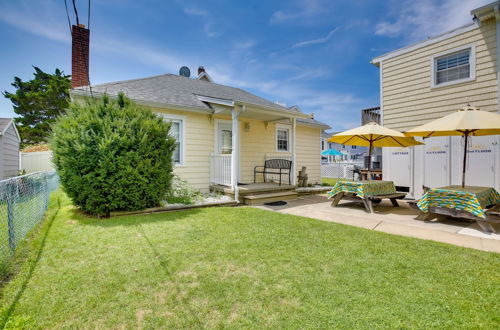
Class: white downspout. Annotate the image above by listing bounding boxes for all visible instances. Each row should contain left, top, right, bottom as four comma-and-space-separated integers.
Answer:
292, 117, 297, 185
495, 5, 500, 190
231, 106, 240, 202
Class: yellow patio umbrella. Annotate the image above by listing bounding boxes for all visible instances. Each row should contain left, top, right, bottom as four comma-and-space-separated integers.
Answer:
405, 105, 500, 187
327, 122, 423, 176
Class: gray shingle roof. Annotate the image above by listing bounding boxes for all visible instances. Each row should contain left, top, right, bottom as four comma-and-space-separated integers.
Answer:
78, 74, 300, 114
0, 118, 12, 133
297, 117, 331, 129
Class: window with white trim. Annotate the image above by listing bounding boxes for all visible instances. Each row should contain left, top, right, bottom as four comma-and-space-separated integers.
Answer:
160, 114, 185, 165
276, 126, 290, 152
434, 49, 471, 86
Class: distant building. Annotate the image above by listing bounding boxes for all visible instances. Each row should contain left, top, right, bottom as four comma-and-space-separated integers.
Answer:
321, 131, 368, 163
320, 106, 382, 169
0, 118, 20, 179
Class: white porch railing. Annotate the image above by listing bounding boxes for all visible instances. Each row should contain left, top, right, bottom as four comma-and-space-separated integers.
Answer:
210, 154, 232, 186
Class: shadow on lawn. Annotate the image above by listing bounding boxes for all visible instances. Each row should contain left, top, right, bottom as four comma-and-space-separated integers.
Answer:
0, 197, 61, 328
69, 207, 204, 227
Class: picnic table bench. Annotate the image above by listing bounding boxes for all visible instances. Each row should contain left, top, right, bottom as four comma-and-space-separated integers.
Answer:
328, 180, 406, 213
412, 185, 500, 233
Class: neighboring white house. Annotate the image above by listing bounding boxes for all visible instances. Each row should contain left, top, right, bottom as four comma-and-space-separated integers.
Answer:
371, 1, 500, 197
0, 118, 20, 180
321, 131, 367, 162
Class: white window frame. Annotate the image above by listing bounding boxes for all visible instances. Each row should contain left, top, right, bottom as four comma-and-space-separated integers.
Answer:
157, 113, 186, 166
276, 124, 291, 152
430, 44, 476, 88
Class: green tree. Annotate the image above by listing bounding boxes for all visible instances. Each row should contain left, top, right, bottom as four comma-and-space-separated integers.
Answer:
3, 66, 71, 147
51, 93, 176, 216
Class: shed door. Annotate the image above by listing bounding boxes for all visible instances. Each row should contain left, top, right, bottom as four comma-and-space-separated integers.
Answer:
424, 137, 449, 188
389, 147, 411, 187
463, 136, 496, 187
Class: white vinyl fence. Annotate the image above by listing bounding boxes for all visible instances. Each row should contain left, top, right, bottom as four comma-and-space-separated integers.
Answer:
322, 162, 362, 180
20, 151, 54, 174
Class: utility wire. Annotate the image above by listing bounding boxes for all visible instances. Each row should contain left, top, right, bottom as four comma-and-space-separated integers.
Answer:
87, 0, 91, 30
63, 0, 72, 35
72, 0, 80, 26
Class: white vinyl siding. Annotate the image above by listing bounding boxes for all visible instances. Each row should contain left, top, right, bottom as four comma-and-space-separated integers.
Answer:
0, 123, 20, 179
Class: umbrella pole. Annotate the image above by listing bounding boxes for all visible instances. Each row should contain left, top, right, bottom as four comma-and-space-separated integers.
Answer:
461, 132, 469, 188
367, 140, 373, 181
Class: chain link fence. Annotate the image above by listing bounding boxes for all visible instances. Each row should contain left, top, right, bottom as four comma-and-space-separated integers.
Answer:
0, 171, 59, 266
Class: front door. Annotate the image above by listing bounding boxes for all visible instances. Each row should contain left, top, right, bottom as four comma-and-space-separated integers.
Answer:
217, 122, 232, 154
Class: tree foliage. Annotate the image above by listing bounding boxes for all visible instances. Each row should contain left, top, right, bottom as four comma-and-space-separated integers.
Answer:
51, 93, 176, 216
3, 67, 71, 147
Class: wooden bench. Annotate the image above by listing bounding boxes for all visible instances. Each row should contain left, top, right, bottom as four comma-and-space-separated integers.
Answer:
331, 192, 406, 213
253, 159, 292, 186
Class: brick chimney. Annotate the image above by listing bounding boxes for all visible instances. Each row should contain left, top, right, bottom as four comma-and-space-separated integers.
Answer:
71, 24, 90, 88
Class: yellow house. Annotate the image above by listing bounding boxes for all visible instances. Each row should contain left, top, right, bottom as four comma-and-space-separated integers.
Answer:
371, 1, 500, 197
72, 71, 329, 198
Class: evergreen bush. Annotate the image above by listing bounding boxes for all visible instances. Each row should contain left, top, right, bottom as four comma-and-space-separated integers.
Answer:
51, 93, 176, 216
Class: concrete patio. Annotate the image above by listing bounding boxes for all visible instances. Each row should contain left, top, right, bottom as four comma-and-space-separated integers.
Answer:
255, 194, 500, 253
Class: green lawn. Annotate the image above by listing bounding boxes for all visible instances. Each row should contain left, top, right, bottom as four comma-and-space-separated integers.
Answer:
322, 177, 339, 186
1, 191, 499, 328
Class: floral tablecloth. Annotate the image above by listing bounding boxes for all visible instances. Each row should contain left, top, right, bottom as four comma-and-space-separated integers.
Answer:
417, 186, 500, 218
327, 180, 397, 199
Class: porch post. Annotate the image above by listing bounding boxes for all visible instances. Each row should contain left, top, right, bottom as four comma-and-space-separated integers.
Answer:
292, 117, 297, 185
231, 107, 240, 201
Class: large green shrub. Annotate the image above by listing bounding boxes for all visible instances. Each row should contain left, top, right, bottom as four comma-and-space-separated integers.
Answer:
51, 93, 176, 216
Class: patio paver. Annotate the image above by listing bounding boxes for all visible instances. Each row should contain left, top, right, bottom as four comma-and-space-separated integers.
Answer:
254, 194, 500, 253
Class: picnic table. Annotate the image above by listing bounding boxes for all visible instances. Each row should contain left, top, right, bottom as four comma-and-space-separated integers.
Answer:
416, 185, 500, 233
327, 180, 406, 213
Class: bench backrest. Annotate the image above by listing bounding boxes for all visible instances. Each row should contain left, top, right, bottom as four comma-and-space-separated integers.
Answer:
264, 159, 292, 170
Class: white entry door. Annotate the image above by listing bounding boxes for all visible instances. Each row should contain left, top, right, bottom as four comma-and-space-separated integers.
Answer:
389, 147, 412, 187
462, 135, 497, 187
424, 137, 450, 188
217, 123, 232, 155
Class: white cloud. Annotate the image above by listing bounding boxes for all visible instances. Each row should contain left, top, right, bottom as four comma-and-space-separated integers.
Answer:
0, 5, 69, 43
375, 0, 492, 41
183, 6, 221, 38
183, 7, 209, 17
203, 22, 221, 38
292, 27, 338, 48
233, 40, 256, 49
270, 0, 324, 24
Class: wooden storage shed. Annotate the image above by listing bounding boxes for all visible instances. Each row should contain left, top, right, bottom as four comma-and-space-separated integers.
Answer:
0, 118, 20, 180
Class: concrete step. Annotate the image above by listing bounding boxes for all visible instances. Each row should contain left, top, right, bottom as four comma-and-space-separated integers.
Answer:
243, 191, 298, 205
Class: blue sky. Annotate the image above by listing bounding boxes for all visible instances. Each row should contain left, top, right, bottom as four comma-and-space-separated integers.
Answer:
0, 0, 491, 131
